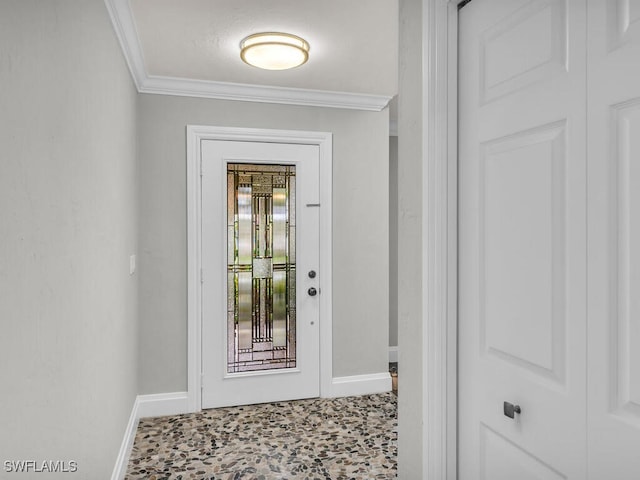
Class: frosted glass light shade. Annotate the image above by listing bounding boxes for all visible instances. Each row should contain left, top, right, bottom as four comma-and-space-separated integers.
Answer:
240, 32, 310, 70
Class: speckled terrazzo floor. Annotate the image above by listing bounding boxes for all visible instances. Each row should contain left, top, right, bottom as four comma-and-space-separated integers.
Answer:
125, 392, 397, 480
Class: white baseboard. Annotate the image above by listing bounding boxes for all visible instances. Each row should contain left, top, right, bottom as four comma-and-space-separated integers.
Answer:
389, 346, 398, 363
111, 392, 190, 480
327, 372, 392, 398
112, 374, 391, 479
111, 397, 140, 480
137, 391, 190, 419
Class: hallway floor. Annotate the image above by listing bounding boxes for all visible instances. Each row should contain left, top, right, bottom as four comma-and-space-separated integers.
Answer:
125, 392, 397, 480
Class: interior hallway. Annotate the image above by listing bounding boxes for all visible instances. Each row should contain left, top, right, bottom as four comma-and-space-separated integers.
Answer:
125, 393, 397, 480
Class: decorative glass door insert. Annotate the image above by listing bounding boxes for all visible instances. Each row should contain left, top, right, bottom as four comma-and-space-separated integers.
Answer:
227, 163, 296, 373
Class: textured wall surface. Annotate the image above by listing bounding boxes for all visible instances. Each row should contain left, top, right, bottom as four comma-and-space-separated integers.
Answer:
137, 94, 390, 394
0, 1, 138, 477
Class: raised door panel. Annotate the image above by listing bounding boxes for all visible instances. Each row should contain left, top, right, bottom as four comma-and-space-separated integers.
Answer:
611, 101, 640, 420
480, 0, 567, 104
480, 123, 566, 384
608, 0, 640, 50
480, 424, 566, 480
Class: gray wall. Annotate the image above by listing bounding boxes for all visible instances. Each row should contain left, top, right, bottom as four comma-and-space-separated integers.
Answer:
389, 136, 399, 348
0, 1, 138, 478
398, 0, 425, 476
137, 94, 390, 394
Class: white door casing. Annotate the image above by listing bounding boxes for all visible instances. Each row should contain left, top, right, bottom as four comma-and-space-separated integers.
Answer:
186, 126, 333, 413
587, 0, 640, 476
201, 140, 320, 408
458, 0, 588, 478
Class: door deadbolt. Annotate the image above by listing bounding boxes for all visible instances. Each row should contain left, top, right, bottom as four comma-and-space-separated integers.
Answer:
308, 270, 316, 278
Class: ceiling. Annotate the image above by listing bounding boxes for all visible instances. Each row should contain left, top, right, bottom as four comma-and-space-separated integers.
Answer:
107, 0, 399, 112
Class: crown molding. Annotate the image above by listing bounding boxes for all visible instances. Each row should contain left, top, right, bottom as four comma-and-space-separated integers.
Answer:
140, 75, 392, 111
104, 0, 145, 90
104, 0, 392, 112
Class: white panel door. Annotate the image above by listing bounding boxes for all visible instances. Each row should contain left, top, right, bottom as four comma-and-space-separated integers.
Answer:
587, 0, 640, 477
201, 140, 320, 408
458, 0, 587, 478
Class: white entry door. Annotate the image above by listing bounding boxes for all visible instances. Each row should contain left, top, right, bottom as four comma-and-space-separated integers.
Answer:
200, 140, 320, 409
458, 0, 587, 478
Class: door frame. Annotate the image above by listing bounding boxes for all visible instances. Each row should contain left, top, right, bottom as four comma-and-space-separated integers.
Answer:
186, 125, 333, 413
413, 0, 461, 478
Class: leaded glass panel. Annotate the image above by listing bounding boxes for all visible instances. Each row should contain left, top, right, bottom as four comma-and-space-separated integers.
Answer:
227, 163, 296, 373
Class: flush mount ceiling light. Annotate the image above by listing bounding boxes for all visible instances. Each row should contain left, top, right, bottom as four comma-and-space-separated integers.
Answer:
240, 32, 310, 70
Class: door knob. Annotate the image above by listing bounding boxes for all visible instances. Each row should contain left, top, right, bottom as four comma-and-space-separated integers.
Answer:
308, 287, 317, 296
503, 401, 521, 419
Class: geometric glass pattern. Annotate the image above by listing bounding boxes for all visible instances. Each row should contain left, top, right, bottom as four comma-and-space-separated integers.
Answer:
227, 163, 296, 372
